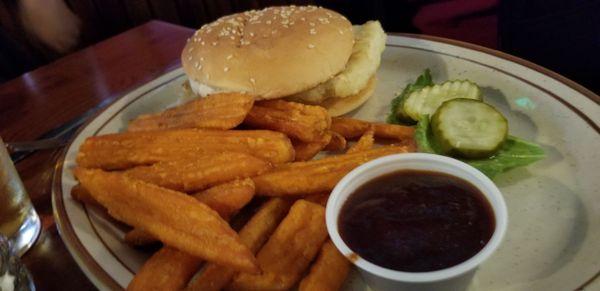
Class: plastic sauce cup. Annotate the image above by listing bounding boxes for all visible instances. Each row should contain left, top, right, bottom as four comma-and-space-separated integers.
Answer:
326, 153, 508, 291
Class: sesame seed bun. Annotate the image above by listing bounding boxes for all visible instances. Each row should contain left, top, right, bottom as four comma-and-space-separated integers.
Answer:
181, 6, 354, 100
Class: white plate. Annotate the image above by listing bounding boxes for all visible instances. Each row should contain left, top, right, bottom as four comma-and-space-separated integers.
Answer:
52, 34, 600, 291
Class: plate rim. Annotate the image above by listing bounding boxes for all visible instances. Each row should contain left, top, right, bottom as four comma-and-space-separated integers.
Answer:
52, 33, 600, 291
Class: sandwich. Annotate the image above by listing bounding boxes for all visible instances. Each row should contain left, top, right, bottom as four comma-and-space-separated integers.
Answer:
181, 5, 386, 116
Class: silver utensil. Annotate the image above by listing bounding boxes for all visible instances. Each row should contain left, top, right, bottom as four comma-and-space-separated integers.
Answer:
6, 98, 113, 163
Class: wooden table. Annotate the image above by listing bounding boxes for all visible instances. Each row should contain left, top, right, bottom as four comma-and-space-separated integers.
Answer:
0, 21, 193, 290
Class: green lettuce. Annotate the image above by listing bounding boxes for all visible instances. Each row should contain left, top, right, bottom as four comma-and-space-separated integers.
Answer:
387, 69, 433, 125
414, 116, 545, 178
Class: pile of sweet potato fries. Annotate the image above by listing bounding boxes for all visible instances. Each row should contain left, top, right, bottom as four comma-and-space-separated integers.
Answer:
72, 92, 415, 291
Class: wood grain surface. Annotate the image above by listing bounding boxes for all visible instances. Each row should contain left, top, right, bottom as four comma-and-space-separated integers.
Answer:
0, 21, 193, 291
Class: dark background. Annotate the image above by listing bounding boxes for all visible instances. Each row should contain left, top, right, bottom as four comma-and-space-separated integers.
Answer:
0, 0, 598, 93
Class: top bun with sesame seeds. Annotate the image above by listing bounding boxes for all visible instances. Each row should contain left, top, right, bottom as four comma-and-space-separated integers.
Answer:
181, 5, 354, 100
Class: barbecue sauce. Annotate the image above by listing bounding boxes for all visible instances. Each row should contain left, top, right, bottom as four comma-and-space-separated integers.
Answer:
338, 170, 494, 272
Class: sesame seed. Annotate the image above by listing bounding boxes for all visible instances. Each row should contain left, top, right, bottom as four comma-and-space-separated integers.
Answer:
188, 47, 194, 52
230, 36, 235, 40
309, 22, 315, 26
308, 44, 315, 49
224, 67, 229, 72
249, 32, 255, 37
212, 42, 217, 46
200, 57, 204, 61
266, 20, 272, 25
206, 73, 210, 79
339, 30, 344, 35
300, 17, 306, 21
194, 62, 199, 68
201, 41, 205, 45
309, 28, 316, 35
250, 78, 256, 84
226, 54, 233, 60
271, 29, 277, 34
188, 56, 192, 61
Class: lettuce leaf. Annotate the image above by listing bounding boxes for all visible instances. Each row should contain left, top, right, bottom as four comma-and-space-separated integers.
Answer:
414, 116, 545, 178
387, 69, 433, 125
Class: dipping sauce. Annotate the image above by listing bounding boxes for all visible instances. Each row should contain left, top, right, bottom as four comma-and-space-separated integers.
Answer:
338, 170, 495, 272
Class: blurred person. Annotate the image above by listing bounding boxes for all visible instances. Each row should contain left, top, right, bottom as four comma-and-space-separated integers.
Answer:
19, 0, 80, 54
0, 0, 80, 81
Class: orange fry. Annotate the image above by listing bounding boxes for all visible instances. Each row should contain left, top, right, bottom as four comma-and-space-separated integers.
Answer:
125, 178, 255, 246
303, 193, 330, 206
244, 100, 331, 142
346, 125, 375, 154
124, 228, 157, 246
192, 178, 256, 219
331, 117, 414, 140
74, 168, 258, 273
70, 184, 98, 206
228, 200, 328, 290
187, 198, 293, 291
293, 132, 332, 161
76, 129, 294, 170
298, 240, 351, 291
127, 92, 254, 132
124, 152, 270, 192
253, 146, 411, 196
127, 179, 255, 290
324, 131, 347, 151
128, 247, 202, 291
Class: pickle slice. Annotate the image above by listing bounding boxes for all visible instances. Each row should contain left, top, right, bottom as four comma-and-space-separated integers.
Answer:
431, 99, 508, 159
403, 80, 482, 121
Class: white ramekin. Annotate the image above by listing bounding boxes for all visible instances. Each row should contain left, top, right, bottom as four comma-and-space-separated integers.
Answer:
326, 153, 508, 291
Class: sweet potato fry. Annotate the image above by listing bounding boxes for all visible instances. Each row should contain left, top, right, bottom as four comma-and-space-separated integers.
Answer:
74, 168, 258, 273
253, 145, 411, 196
346, 125, 375, 154
124, 152, 270, 192
127, 179, 255, 290
127, 179, 256, 290
324, 131, 347, 151
298, 240, 351, 291
76, 129, 294, 169
331, 117, 414, 140
128, 247, 202, 291
70, 184, 98, 206
303, 193, 330, 206
125, 179, 255, 246
293, 132, 332, 161
186, 198, 293, 291
227, 200, 328, 290
127, 92, 254, 132
244, 100, 331, 142
192, 178, 256, 219
124, 228, 157, 246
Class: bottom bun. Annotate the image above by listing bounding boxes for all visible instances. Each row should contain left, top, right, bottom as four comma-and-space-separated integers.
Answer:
317, 75, 376, 116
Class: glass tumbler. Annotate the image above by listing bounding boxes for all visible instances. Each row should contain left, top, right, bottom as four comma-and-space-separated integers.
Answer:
0, 137, 41, 256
